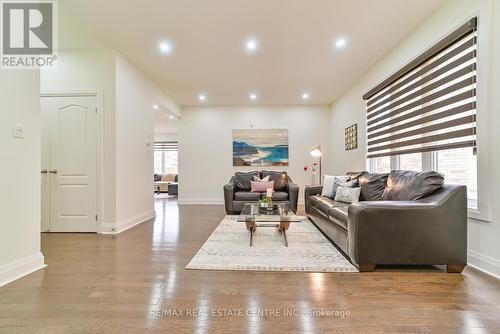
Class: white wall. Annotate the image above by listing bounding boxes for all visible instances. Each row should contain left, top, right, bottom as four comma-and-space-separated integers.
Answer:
0, 70, 45, 286
41, 49, 117, 227
178, 106, 331, 204
114, 53, 162, 231
41, 50, 179, 233
329, 0, 500, 277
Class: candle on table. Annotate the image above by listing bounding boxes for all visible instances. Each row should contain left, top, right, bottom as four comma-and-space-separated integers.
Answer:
266, 188, 273, 198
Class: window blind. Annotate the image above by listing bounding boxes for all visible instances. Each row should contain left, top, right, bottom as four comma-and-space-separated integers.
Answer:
363, 18, 477, 159
154, 141, 178, 151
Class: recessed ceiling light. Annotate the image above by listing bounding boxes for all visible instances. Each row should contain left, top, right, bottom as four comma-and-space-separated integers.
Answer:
153, 105, 159, 109
335, 38, 347, 49
302, 93, 310, 100
169, 115, 175, 119
249, 93, 258, 100
245, 38, 259, 53
159, 41, 173, 54
198, 94, 206, 101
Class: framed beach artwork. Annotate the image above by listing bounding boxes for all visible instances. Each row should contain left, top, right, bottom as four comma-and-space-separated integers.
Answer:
232, 129, 289, 166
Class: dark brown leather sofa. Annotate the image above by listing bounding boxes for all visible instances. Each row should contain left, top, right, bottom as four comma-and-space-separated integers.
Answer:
224, 171, 299, 214
305, 171, 467, 272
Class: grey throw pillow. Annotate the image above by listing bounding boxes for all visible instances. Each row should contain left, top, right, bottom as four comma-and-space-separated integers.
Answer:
334, 186, 361, 204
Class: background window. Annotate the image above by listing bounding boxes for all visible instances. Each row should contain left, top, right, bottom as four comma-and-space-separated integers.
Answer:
154, 142, 178, 175
372, 156, 391, 173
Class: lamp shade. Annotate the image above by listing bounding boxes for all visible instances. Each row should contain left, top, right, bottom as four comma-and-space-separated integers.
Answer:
310, 145, 322, 157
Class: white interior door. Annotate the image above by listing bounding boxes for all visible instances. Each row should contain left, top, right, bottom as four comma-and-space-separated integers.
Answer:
41, 95, 98, 232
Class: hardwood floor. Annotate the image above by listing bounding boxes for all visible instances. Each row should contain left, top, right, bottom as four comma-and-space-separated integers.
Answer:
1, 197, 500, 333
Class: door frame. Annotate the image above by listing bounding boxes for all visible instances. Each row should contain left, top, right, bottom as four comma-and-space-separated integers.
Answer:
40, 90, 104, 233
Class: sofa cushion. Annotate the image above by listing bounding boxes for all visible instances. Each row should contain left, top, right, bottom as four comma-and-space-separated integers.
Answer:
309, 195, 345, 214
234, 171, 259, 190
328, 206, 349, 230
234, 191, 261, 201
154, 174, 162, 182
346, 171, 369, 181
382, 170, 445, 201
261, 171, 288, 190
321, 175, 350, 198
272, 191, 288, 201
359, 173, 389, 201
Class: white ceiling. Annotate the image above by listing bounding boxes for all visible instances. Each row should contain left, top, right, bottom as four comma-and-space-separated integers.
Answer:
154, 111, 179, 135
60, 0, 444, 106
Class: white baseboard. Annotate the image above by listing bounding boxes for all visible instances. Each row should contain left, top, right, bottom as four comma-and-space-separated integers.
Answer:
0, 252, 46, 287
101, 210, 156, 234
468, 249, 500, 279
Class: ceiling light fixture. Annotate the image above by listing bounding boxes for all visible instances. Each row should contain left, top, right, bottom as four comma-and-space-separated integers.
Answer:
249, 93, 258, 100
169, 115, 175, 119
335, 38, 347, 49
302, 93, 310, 100
159, 41, 173, 54
153, 105, 159, 109
198, 94, 206, 101
245, 38, 259, 53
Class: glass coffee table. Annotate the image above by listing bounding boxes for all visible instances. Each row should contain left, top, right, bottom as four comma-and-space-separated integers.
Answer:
237, 203, 302, 247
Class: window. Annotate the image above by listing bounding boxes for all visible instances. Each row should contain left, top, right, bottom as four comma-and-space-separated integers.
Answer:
436, 147, 477, 209
399, 153, 422, 172
363, 17, 478, 211
154, 142, 178, 175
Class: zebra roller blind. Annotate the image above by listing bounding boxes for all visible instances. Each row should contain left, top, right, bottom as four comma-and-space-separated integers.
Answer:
363, 18, 477, 159
154, 141, 178, 151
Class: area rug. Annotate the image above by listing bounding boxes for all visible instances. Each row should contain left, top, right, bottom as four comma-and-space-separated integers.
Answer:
186, 216, 358, 272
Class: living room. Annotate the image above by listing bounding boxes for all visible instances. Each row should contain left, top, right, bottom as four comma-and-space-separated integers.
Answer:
1, 0, 500, 332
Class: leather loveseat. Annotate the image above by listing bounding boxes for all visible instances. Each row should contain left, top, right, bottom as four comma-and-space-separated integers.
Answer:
305, 170, 467, 272
224, 171, 299, 214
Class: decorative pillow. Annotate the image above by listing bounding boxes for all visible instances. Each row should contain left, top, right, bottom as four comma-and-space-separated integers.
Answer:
334, 186, 361, 204
253, 175, 270, 182
321, 175, 350, 198
359, 173, 389, 201
234, 171, 260, 190
339, 180, 358, 188
381, 170, 444, 201
261, 171, 288, 190
250, 180, 274, 193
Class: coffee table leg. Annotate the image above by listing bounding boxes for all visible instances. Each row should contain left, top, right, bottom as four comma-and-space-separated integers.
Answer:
282, 230, 288, 247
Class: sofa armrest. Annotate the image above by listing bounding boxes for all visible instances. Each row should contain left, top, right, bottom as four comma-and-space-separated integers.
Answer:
223, 177, 236, 213
305, 185, 323, 214
347, 185, 467, 267
287, 183, 299, 213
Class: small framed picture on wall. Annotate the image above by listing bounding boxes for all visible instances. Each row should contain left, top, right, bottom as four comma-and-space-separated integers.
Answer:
345, 123, 358, 151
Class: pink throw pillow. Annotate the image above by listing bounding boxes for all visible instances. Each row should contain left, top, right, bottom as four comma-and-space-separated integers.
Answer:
250, 180, 274, 193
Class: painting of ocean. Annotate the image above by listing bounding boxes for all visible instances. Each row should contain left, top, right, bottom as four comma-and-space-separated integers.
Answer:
232, 129, 289, 166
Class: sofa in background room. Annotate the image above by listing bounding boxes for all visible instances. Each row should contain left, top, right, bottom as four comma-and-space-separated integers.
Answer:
224, 171, 299, 214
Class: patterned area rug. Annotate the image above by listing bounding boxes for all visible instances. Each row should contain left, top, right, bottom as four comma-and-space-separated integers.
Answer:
186, 216, 358, 272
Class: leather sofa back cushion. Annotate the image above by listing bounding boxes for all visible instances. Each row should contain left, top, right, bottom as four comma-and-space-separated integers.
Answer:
382, 170, 445, 201
261, 171, 288, 190
234, 171, 260, 190
346, 171, 369, 181
359, 173, 389, 201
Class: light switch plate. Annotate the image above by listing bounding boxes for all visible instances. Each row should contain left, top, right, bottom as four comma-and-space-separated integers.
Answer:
12, 123, 25, 138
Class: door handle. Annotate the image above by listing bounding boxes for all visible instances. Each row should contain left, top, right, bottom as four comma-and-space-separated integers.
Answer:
41, 169, 48, 174
49, 169, 58, 174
